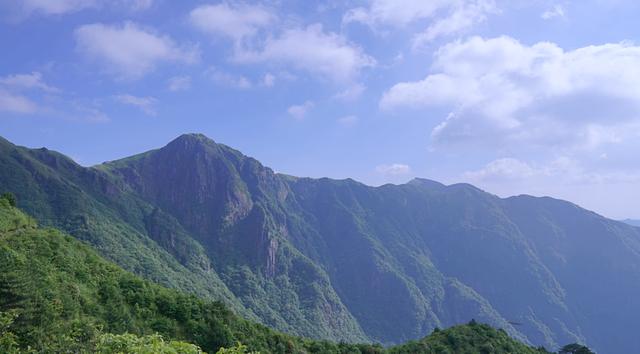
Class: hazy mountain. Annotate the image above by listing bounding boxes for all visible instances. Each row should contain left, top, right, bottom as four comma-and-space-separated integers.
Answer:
1, 133, 638, 353
621, 219, 640, 227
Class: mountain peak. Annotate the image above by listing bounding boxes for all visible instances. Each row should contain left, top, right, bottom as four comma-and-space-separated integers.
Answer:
407, 178, 445, 189
171, 133, 216, 145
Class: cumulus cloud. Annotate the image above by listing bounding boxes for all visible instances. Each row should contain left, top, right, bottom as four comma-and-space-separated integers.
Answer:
189, 4, 373, 85
189, 3, 275, 42
376, 163, 411, 176
235, 24, 375, 83
167, 75, 192, 92
115, 94, 158, 116
344, 0, 497, 44
287, 101, 314, 120
74, 22, 199, 80
381, 36, 640, 151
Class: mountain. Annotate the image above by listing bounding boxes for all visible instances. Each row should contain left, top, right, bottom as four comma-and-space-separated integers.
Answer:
621, 219, 640, 227
1, 133, 639, 353
0, 193, 552, 353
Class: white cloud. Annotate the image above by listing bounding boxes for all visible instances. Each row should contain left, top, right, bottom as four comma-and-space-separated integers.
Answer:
337, 115, 359, 127
344, 0, 497, 44
334, 83, 366, 101
462, 156, 640, 218
413, 0, 498, 47
381, 36, 640, 151
167, 76, 192, 92
376, 163, 411, 176
206, 67, 252, 89
74, 22, 199, 80
344, 0, 450, 27
541, 4, 565, 20
464, 158, 538, 181
189, 3, 275, 42
115, 94, 158, 116
19, 0, 97, 15
0, 72, 58, 92
287, 101, 314, 120
262, 73, 275, 87
0, 89, 38, 114
15, 0, 152, 16
235, 24, 375, 83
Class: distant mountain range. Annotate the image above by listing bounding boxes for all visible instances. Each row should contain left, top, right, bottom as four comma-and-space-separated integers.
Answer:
1, 133, 638, 353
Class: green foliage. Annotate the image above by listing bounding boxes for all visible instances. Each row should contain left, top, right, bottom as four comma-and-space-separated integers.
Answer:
215, 342, 257, 354
1, 193, 16, 207
0, 202, 551, 354
559, 343, 595, 354
96, 333, 205, 354
0, 311, 20, 354
388, 324, 551, 354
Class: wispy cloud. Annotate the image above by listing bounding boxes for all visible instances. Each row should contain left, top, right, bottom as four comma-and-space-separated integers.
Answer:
0, 89, 38, 114
167, 75, 192, 92
0, 72, 59, 92
344, 0, 498, 45
206, 67, 252, 89
8, 0, 153, 18
337, 115, 359, 127
287, 101, 314, 120
541, 4, 565, 20
115, 94, 158, 116
376, 163, 411, 176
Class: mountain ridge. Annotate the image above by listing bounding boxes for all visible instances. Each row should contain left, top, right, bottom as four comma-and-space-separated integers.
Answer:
1, 133, 639, 353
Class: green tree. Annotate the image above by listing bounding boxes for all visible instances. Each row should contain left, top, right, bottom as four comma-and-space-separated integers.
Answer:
96, 333, 206, 354
0, 193, 16, 207
216, 342, 259, 354
0, 311, 19, 354
559, 343, 595, 354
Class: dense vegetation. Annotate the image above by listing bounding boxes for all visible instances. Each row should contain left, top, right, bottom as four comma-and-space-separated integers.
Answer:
0, 196, 589, 353
0, 134, 630, 352
0, 197, 379, 353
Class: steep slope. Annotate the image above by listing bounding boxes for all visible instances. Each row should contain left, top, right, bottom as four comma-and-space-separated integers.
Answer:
99, 134, 369, 342
0, 197, 550, 354
1, 133, 639, 353
0, 197, 374, 353
0, 136, 246, 314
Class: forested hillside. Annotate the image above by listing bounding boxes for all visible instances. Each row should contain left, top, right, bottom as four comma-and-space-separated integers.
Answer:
0, 195, 559, 353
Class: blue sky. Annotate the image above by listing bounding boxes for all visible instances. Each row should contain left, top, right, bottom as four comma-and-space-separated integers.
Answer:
2, 0, 640, 219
